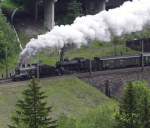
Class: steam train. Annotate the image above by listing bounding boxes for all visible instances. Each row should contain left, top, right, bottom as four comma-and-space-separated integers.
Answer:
12, 53, 150, 81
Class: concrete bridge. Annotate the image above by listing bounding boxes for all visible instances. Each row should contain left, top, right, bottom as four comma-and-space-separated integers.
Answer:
34, 0, 57, 30
40, 0, 132, 30
35, 0, 108, 30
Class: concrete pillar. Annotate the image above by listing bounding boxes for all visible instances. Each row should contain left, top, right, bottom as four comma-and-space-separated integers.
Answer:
98, 0, 106, 11
87, 0, 107, 14
34, 0, 38, 21
44, 0, 57, 31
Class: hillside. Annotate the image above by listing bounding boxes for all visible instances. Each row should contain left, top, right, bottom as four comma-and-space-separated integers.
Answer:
0, 76, 115, 128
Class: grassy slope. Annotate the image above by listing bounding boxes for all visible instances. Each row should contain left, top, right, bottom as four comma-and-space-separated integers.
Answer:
0, 76, 115, 128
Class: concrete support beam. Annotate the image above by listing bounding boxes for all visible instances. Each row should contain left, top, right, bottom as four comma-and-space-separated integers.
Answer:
98, 0, 106, 11
34, 0, 38, 21
87, 0, 107, 14
44, 0, 57, 31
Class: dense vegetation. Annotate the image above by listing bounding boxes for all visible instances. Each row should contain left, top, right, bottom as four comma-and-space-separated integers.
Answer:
1, 0, 83, 24
115, 81, 150, 128
0, 14, 19, 62
0, 12, 20, 75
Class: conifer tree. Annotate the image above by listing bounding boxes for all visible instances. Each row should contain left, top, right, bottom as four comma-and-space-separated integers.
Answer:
115, 82, 138, 128
8, 78, 57, 128
138, 89, 150, 128
115, 81, 150, 128
141, 93, 150, 128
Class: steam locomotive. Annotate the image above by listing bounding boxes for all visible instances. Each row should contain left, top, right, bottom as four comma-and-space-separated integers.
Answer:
11, 37, 150, 81
12, 53, 150, 81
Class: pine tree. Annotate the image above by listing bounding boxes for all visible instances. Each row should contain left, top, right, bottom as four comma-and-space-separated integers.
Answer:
115, 82, 138, 128
115, 81, 150, 128
138, 89, 150, 128
141, 93, 150, 128
8, 78, 57, 128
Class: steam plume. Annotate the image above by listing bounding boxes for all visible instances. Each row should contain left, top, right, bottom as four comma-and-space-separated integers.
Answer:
20, 0, 150, 63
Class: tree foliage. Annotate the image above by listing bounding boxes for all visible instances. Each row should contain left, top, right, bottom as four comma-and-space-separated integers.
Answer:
65, 0, 82, 24
10, 0, 34, 7
8, 78, 57, 128
56, 0, 83, 25
115, 81, 150, 128
0, 14, 19, 62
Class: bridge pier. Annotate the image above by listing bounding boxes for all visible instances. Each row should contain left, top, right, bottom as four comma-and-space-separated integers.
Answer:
86, 0, 108, 14
97, 0, 107, 11
44, 0, 57, 30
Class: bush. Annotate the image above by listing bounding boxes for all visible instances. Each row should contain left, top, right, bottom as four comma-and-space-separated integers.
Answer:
58, 102, 116, 128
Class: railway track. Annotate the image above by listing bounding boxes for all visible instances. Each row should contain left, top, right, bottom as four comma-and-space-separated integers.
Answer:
0, 79, 12, 84
0, 66, 150, 85
76, 66, 150, 79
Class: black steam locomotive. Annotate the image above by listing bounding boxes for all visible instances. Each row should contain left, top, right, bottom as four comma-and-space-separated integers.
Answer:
12, 53, 150, 81
12, 64, 58, 81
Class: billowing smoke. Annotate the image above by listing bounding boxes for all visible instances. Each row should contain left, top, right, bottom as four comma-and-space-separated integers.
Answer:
20, 0, 150, 63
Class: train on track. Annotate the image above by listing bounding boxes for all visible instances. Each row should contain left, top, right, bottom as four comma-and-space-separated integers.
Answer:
11, 53, 150, 81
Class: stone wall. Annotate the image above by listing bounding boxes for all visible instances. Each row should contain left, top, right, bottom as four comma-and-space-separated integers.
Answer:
79, 66, 150, 98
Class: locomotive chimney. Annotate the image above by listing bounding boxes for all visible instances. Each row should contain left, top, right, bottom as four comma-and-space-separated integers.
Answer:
60, 47, 65, 63
59, 44, 68, 63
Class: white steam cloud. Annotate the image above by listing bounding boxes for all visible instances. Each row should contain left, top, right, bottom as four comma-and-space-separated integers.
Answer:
20, 0, 150, 63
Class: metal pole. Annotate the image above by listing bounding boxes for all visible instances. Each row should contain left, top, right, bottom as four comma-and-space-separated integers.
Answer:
5, 47, 8, 79
89, 60, 92, 76
11, 8, 23, 50
141, 40, 144, 71
105, 80, 111, 97
60, 47, 65, 63
37, 54, 40, 79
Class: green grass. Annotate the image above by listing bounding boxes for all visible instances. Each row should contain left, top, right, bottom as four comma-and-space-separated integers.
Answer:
0, 76, 116, 128
35, 42, 139, 66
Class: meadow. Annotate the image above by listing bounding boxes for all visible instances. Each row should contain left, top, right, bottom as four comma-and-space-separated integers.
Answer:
0, 76, 117, 128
